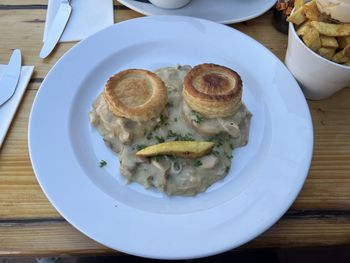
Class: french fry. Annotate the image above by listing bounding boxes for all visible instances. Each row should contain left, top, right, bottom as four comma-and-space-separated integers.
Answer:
297, 21, 311, 36
136, 141, 215, 158
311, 21, 350, 37
337, 36, 350, 49
303, 0, 320, 21
302, 27, 322, 51
287, 6, 306, 25
344, 45, 350, 58
320, 35, 339, 48
332, 49, 350, 63
317, 47, 336, 60
294, 0, 305, 10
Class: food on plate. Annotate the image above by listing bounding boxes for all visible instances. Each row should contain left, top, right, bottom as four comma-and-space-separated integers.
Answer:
183, 63, 242, 118
104, 69, 167, 122
288, 0, 350, 66
136, 141, 215, 158
89, 64, 252, 196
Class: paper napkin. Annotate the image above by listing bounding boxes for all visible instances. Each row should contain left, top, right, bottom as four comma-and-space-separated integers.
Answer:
44, 0, 114, 42
0, 65, 35, 148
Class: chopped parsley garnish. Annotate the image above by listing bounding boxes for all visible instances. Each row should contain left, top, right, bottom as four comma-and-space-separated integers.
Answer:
146, 132, 153, 140
225, 166, 230, 173
136, 144, 147, 151
153, 114, 169, 130
174, 117, 178, 122
194, 160, 202, 167
173, 161, 181, 171
155, 135, 165, 143
208, 132, 229, 147
160, 114, 169, 125
212, 150, 220, 156
167, 130, 194, 141
224, 152, 233, 159
99, 160, 107, 168
191, 111, 204, 124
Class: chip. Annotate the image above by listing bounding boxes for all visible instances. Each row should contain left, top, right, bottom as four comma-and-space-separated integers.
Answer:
302, 27, 322, 51
287, 6, 306, 25
311, 21, 350, 37
320, 35, 339, 48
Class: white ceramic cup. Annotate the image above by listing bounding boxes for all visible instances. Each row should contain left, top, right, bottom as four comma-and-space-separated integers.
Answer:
285, 22, 350, 100
149, 0, 192, 9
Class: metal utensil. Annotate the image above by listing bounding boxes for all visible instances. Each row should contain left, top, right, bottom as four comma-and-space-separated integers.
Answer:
40, 0, 72, 59
0, 49, 21, 107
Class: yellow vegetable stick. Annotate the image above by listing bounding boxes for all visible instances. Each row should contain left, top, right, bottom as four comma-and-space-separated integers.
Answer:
320, 35, 339, 48
303, 0, 320, 21
317, 47, 336, 60
311, 21, 350, 37
136, 141, 215, 158
287, 7, 306, 25
302, 27, 322, 51
294, 0, 305, 10
297, 21, 311, 36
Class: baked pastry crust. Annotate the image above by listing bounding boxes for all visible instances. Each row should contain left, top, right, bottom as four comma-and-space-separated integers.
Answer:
183, 63, 242, 118
103, 69, 167, 122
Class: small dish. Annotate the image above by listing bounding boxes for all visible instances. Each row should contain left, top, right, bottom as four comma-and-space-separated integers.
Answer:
285, 22, 350, 100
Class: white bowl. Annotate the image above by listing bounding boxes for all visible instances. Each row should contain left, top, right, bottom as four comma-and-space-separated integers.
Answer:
285, 22, 350, 100
149, 0, 192, 9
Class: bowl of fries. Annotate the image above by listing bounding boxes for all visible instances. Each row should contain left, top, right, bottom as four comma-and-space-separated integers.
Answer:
285, 0, 350, 100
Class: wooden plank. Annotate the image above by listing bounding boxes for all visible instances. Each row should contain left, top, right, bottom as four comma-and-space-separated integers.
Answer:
0, 8, 289, 80
0, 86, 60, 218
0, 9, 142, 80
0, 217, 350, 256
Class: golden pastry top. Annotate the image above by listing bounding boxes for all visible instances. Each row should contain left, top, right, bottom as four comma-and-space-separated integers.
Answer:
103, 69, 167, 122
183, 63, 242, 118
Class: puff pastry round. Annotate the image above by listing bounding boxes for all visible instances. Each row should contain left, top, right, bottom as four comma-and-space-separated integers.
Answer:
103, 69, 167, 122
183, 63, 242, 118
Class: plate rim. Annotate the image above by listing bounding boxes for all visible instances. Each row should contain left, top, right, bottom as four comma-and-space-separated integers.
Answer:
117, 0, 277, 24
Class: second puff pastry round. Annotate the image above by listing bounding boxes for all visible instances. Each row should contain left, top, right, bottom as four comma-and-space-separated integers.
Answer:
183, 63, 242, 118
103, 69, 167, 122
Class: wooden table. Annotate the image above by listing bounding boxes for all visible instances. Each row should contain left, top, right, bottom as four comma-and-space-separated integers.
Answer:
1, 0, 350, 257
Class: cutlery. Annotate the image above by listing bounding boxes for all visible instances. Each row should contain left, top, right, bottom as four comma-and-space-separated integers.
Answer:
40, 0, 72, 59
0, 49, 21, 107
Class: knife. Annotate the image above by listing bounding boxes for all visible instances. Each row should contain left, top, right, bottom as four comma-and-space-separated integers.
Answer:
40, 0, 72, 59
0, 49, 22, 107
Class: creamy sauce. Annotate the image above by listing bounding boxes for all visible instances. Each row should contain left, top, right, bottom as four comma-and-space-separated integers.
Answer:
89, 65, 252, 196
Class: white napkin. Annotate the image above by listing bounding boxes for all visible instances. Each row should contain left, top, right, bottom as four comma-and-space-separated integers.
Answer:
44, 0, 114, 42
0, 65, 34, 148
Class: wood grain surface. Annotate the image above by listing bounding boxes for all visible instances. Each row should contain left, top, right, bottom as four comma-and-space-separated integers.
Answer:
0, 0, 350, 257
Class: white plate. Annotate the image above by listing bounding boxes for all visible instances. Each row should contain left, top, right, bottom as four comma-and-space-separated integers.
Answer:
118, 0, 276, 24
29, 16, 313, 260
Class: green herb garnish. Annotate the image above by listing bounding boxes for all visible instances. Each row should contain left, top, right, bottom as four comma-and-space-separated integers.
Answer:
146, 132, 153, 140
225, 166, 230, 173
167, 130, 194, 141
191, 111, 204, 124
194, 160, 203, 167
173, 161, 181, 171
208, 132, 229, 147
155, 135, 165, 143
99, 160, 107, 168
136, 144, 147, 151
